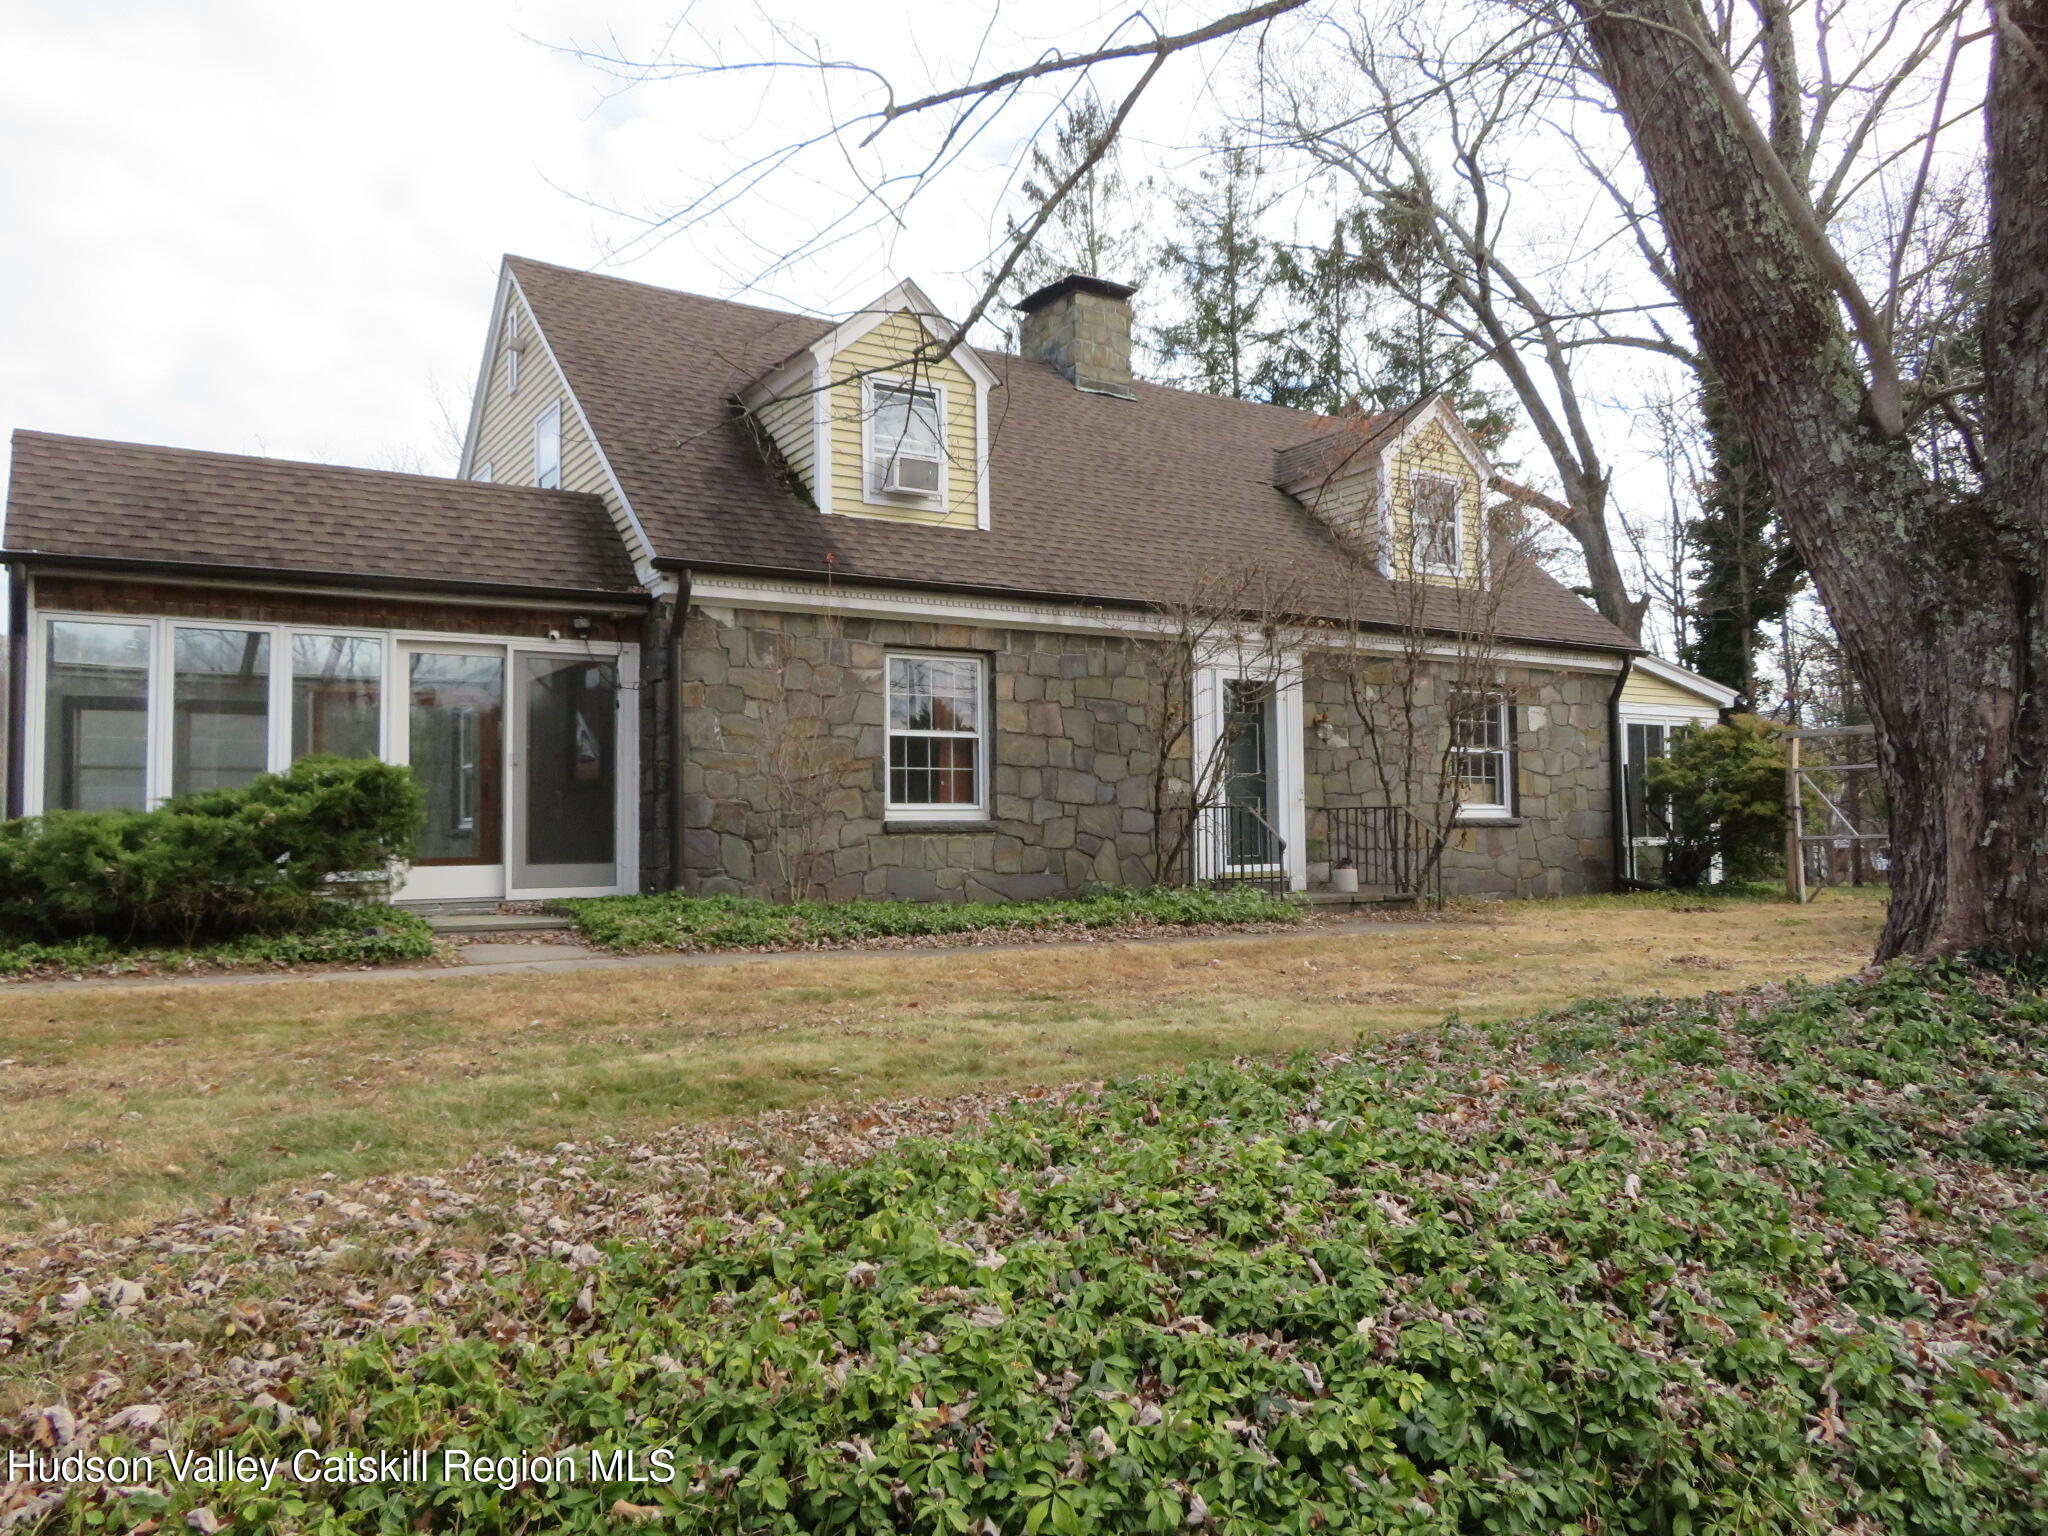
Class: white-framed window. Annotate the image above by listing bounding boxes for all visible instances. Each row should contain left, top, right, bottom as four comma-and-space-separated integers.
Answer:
32, 615, 387, 813
1450, 690, 1512, 816
472, 462, 493, 484
533, 402, 562, 490
884, 652, 985, 818
865, 377, 944, 500
1410, 473, 1464, 576
504, 309, 520, 395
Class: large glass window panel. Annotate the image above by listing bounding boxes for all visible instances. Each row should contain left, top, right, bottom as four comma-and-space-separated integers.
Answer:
171, 628, 271, 797
44, 620, 150, 811
520, 655, 617, 872
410, 652, 504, 864
292, 634, 382, 761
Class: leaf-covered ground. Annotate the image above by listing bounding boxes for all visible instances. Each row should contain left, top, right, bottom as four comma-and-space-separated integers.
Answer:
4, 960, 2044, 1533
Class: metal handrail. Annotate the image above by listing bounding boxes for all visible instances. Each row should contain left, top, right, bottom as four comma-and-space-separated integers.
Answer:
1318, 804, 1444, 902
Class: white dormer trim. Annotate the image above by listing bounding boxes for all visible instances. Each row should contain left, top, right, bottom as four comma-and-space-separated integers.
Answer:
457, 265, 661, 589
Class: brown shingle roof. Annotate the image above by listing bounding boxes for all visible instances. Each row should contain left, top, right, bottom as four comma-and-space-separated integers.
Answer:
508, 257, 1635, 652
3, 430, 642, 599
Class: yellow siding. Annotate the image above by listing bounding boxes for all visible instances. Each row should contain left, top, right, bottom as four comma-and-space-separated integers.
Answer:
1386, 419, 1485, 583
1295, 465, 1380, 560
1622, 667, 1723, 714
469, 286, 643, 566
825, 311, 980, 526
756, 389, 816, 495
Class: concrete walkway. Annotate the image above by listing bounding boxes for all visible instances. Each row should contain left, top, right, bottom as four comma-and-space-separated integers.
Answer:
2, 914, 1467, 996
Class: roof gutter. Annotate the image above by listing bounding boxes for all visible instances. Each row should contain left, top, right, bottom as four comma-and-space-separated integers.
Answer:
1609, 651, 1636, 891
659, 557, 1638, 659
3, 550, 652, 610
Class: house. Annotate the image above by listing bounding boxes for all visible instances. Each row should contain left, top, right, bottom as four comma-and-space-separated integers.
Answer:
2, 259, 1733, 905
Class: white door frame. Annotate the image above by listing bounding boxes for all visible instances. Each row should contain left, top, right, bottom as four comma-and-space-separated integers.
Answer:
1190, 647, 1307, 891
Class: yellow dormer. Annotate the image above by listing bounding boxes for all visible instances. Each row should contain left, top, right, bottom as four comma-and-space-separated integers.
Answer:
741, 279, 995, 530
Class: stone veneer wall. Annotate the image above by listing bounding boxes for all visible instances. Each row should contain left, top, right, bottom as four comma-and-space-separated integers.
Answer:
1302, 658, 1617, 898
678, 606, 1175, 901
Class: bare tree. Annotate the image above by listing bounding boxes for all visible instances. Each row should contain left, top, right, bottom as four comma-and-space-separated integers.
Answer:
1125, 560, 1304, 885
755, 703, 856, 902
1307, 472, 1548, 895
1255, 27, 1675, 638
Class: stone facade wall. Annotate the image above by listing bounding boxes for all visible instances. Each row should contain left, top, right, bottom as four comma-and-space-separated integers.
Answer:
679, 605, 1174, 901
680, 605, 1618, 903
1302, 656, 1616, 898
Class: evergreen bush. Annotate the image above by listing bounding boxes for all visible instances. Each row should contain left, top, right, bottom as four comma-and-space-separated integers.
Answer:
0, 755, 423, 943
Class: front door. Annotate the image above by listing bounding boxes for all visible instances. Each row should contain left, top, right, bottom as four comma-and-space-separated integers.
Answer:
510, 651, 620, 892
403, 645, 506, 901
1222, 679, 1280, 868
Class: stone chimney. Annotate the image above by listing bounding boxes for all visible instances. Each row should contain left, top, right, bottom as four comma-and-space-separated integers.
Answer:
1015, 275, 1137, 400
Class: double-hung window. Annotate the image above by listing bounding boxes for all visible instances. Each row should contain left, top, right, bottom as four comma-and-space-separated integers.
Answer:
885, 653, 984, 817
1410, 474, 1463, 576
533, 402, 562, 489
1450, 691, 1513, 816
869, 379, 943, 498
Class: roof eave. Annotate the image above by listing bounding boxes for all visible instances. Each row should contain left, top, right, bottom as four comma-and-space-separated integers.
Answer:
3, 549, 651, 608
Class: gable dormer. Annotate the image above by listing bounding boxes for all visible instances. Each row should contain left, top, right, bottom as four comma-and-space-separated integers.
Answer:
1275, 395, 1493, 584
741, 279, 995, 530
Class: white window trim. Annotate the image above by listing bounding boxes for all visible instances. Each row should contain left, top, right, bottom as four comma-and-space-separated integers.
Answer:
20, 611, 641, 900
860, 374, 948, 510
1451, 694, 1514, 820
473, 462, 493, 484
883, 649, 987, 821
504, 310, 521, 396
1409, 470, 1466, 579
533, 401, 563, 490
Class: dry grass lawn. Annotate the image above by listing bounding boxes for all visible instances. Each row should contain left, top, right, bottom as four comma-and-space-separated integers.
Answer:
0, 890, 1884, 1231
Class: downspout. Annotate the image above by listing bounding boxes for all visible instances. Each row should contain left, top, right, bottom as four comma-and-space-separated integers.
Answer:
1608, 653, 1635, 891
669, 571, 692, 893
4, 566, 26, 819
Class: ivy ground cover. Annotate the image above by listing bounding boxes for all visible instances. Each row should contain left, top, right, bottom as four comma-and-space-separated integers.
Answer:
10, 959, 2045, 1533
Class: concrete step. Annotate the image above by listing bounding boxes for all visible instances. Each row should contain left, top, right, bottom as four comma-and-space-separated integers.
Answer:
1299, 888, 1418, 908
425, 912, 576, 935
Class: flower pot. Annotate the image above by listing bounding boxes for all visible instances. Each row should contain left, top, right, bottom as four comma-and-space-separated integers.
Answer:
1332, 866, 1359, 894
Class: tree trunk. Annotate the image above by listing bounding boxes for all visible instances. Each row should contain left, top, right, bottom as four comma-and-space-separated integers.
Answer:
1571, 0, 2048, 957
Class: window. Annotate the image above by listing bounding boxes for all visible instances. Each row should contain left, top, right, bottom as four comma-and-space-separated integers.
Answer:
1451, 692, 1512, 815
533, 402, 562, 489
869, 379, 943, 497
472, 462, 493, 484
171, 627, 271, 796
293, 634, 382, 761
43, 619, 149, 811
504, 310, 520, 395
1410, 475, 1463, 575
885, 653, 984, 816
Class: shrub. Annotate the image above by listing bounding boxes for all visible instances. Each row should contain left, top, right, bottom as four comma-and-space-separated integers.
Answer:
0, 755, 423, 943
1646, 714, 1787, 888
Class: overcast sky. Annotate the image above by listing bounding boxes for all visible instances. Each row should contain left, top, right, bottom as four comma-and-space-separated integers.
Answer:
3, 0, 1197, 493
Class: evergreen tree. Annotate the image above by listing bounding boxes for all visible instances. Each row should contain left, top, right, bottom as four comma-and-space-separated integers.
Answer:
1000, 93, 1143, 300
1265, 194, 1515, 454
1680, 374, 1805, 703
1150, 141, 1279, 398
